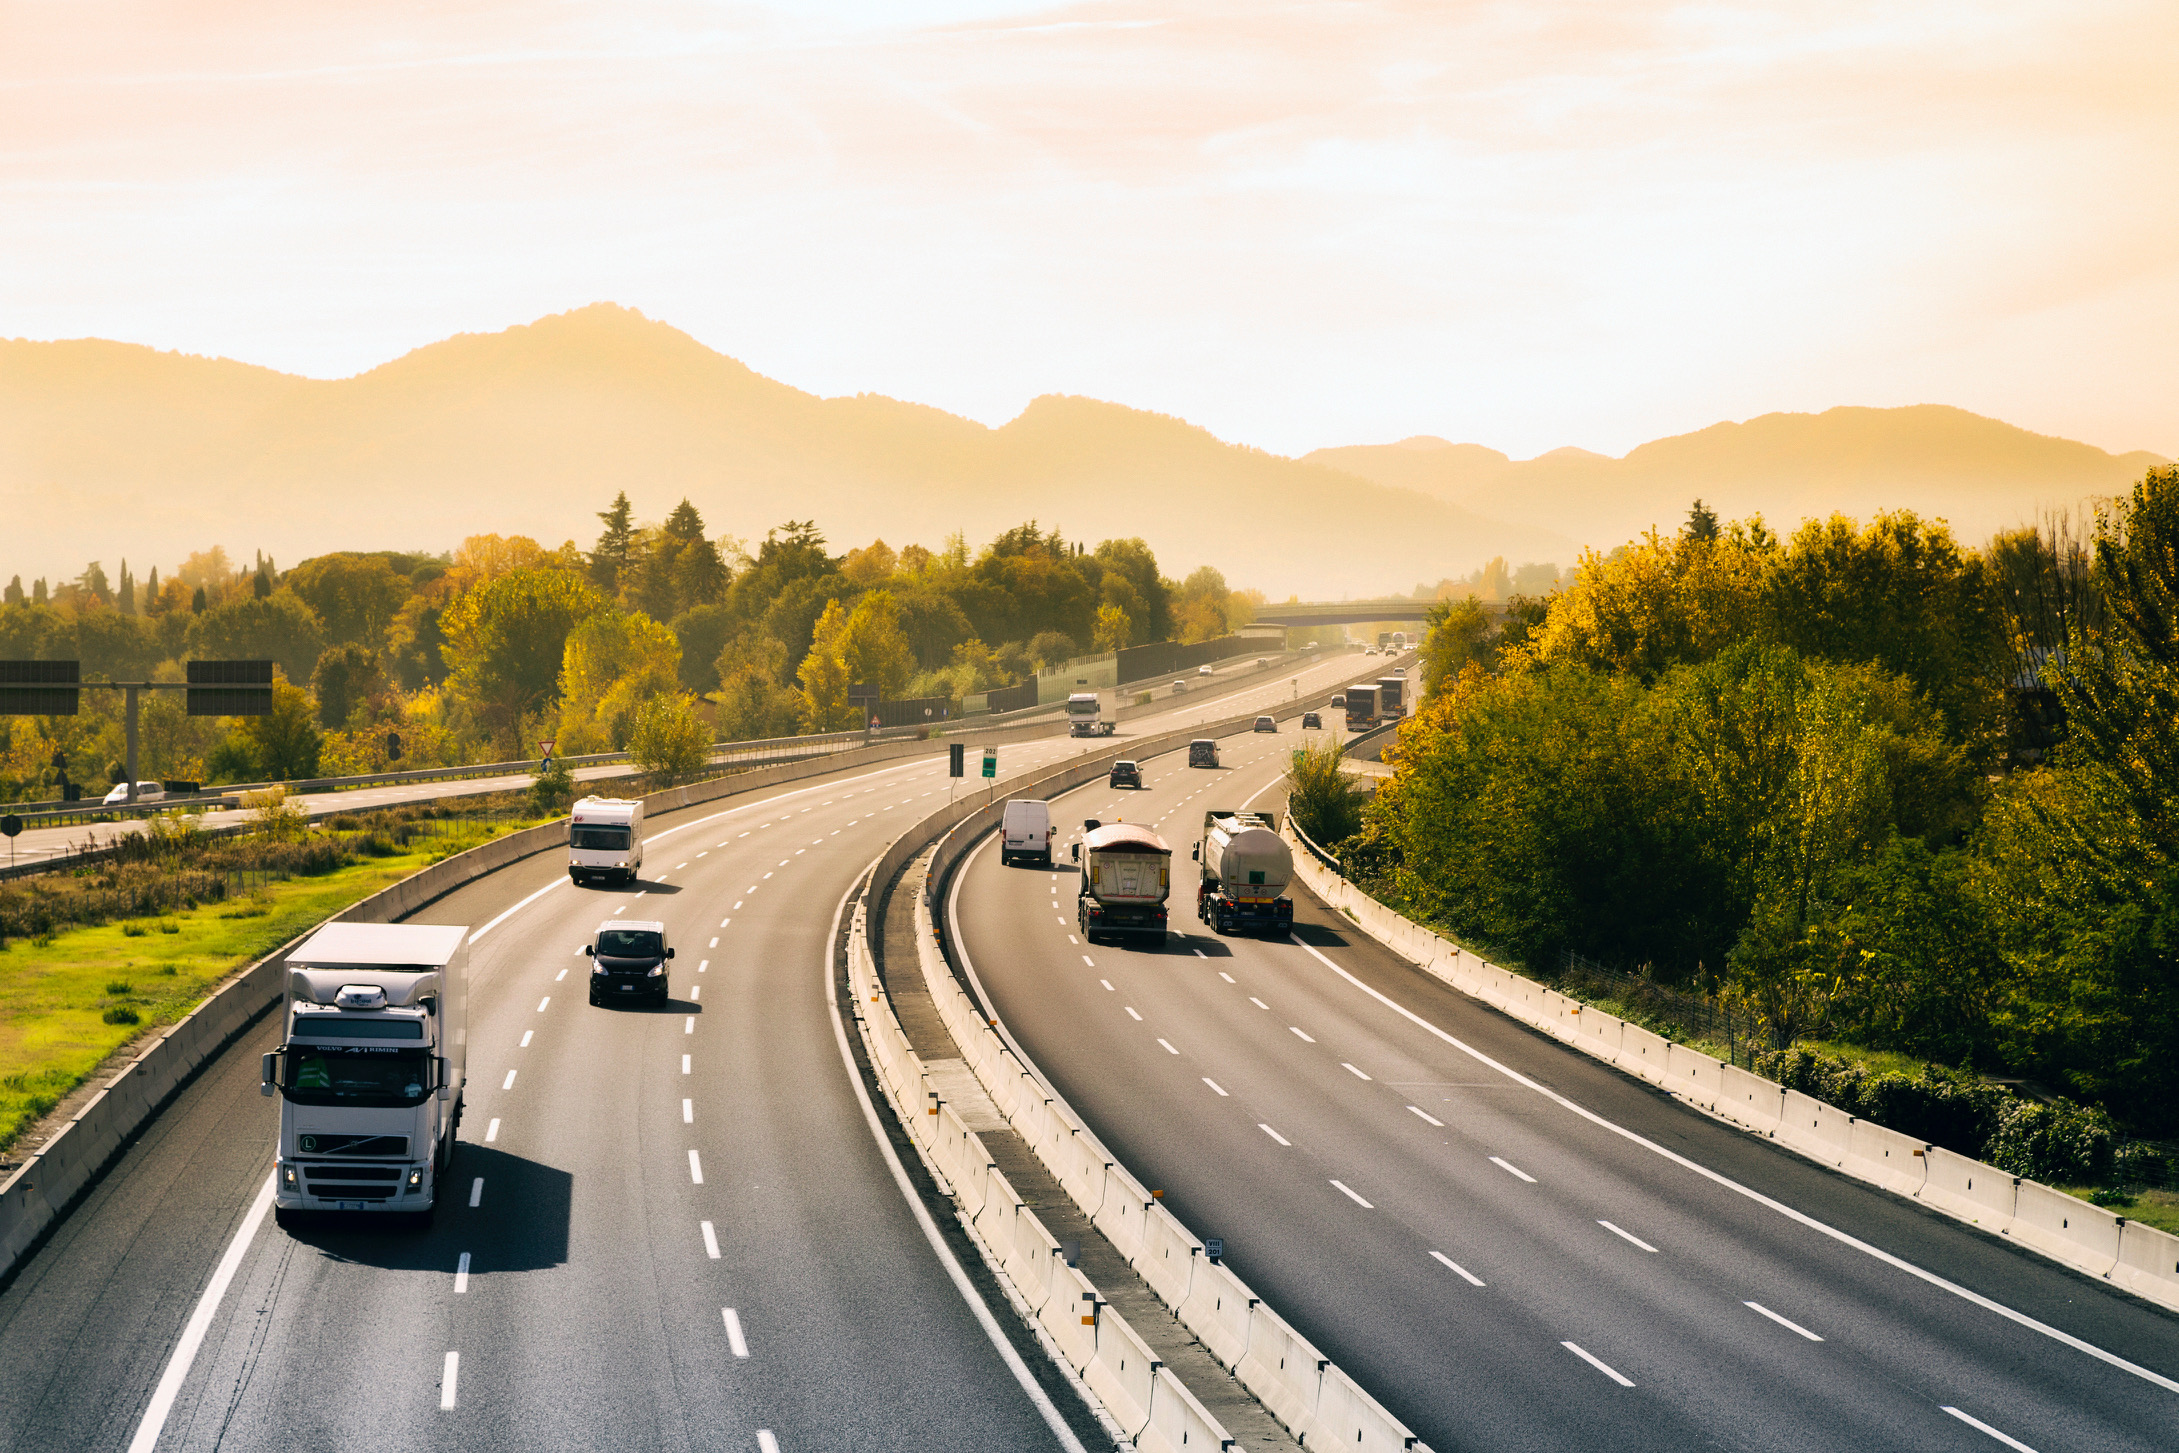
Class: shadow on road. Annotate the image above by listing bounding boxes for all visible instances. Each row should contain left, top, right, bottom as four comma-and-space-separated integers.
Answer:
277, 1145, 572, 1271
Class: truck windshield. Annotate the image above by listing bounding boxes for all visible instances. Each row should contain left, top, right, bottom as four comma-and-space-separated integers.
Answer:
597, 930, 663, 958
571, 825, 631, 850
290, 1015, 424, 1040
282, 1047, 434, 1107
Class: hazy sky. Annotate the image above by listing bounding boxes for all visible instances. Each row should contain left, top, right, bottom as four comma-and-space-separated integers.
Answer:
4, 0, 2174, 460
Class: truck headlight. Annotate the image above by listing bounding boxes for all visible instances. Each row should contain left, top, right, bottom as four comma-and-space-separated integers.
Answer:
281, 1163, 297, 1188
407, 1168, 424, 1189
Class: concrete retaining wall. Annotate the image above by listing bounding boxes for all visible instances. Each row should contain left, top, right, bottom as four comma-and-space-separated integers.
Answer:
1281, 826, 2179, 1318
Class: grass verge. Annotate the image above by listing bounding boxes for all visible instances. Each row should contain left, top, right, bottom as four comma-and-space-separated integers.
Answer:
0, 818, 532, 1157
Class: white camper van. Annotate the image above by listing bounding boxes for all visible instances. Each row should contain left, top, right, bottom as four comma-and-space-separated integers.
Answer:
1000, 799, 1055, 867
569, 796, 644, 885
263, 921, 469, 1227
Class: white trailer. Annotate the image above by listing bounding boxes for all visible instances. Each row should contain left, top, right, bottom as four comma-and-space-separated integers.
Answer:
262, 922, 469, 1228
569, 795, 645, 885
1065, 690, 1118, 737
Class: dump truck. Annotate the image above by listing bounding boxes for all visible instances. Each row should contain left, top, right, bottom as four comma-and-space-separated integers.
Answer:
1194, 810, 1294, 936
1072, 819, 1172, 943
262, 921, 469, 1228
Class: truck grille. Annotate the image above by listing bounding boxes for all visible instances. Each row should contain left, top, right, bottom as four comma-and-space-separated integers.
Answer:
302, 1163, 405, 1200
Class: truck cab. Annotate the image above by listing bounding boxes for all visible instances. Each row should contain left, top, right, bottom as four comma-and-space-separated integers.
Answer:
1065, 691, 1117, 737
262, 922, 468, 1229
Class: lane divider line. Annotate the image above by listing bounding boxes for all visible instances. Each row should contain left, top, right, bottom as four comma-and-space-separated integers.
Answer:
702, 1220, 721, 1259
724, 1308, 750, 1358
1489, 1156, 1535, 1183
1407, 1106, 1444, 1127
1156, 1038, 1179, 1055
1941, 1406, 2038, 1451
124, 1171, 276, 1453
454, 1252, 471, 1294
1598, 1219, 1658, 1253
689, 1149, 705, 1185
1330, 1179, 1374, 1209
1430, 1251, 1485, 1287
1743, 1301, 1823, 1341
1562, 1341, 1633, 1387
469, 1178, 484, 1208
1260, 1124, 1291, 1146
484, 1118, 500, 1143
1282, 932, 2179, 1398
440, 1350, 460, 1410
1203, 1078, 1229, 1096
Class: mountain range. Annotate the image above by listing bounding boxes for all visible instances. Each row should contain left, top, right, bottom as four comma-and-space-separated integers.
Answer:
2, 304, 2164, 599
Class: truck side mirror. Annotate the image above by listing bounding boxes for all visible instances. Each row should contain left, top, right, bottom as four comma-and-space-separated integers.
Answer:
584, 944, 595, 956
1070, 843, 1080, 862
437, 1057, 452, 1102
1191, 845, 1200, 860
260, 1051, 280, 1097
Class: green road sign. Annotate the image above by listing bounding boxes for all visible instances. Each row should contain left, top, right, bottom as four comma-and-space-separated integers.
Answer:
981, 747, 996, 779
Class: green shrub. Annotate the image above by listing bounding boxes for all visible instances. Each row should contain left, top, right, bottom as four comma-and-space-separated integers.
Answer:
102, 1005, 139, 1025
1985, 1098, 2117, 1184
121, 922, 148, 937
104, 980, 133, 996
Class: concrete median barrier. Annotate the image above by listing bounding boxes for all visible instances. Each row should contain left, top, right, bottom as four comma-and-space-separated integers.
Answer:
2111, 1220, 2179, 1305
1139, 1364, 1238, 1453
1717, 1065, 1784, 1135
1235, 1304, 1327, 1433
1615, 1024, 1671, 1085
1307, 1364, 1426, 1453
1038, 1260, 1103, 1373
1133, 1203, 1203, 1307
1775, 1090, 1853, 1168
1917, 1147, 2016, 1234
1007, 1204, 1064, 1315
1093, 1165, 1152, 1261
1084, 1303, 1160, 1438
2010, 1180, 2123, 1276
1665, 1043, 1723, 1111
1845, 1120, 1929, 1197
1177, 1258, 1258, 1369
1053, 1127, 1110, 1220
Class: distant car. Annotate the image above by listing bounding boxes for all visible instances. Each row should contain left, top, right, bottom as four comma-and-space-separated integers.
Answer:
1302, 643, 1317, 651
1390, 666, 1407, 676
1253, 716, 1277, 733
101, 782, 165, 805
1301, 711, 1322, 730
1110, 761, 1142, 789
1329, 694, 1346, 710
1198, 664, 1215, 676
1365, 646, 1380, 656
1171, 679, 1188, 693
1255, 658, 1268, 668
1188, 740, 1220, 768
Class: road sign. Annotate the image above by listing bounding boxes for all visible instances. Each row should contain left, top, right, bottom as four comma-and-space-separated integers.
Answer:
0, 660, 80, 716
948, 743, 965, 777
0, 815, 22, 838
981, 747, 996, 779
539, 738, 556, 755
187, 659, 275, 716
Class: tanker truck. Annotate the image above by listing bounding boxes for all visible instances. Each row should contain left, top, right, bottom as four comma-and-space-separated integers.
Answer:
261, 921, 469, 1228
1194, 810, 1295, 936
1071, 819, 1172, 943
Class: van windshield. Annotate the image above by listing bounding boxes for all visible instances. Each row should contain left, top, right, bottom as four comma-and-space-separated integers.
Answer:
571, 825, 631, 851
281, 1047, 434, 1107
597, 929, 663, 958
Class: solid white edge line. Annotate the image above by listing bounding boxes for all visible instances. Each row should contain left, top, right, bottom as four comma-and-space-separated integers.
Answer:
125, 1171, 277, 1453
724, 1307, 751, 1358
1429, 1250, 1486, 1286
1562, 1340, 1634, 1387
439, 1350, 460, 1409
1283, 933, 2179, 1397
1743, 1300, 1823, 1341
823, 861, 1090, 1453
1940, 1406, 2040, 1451
469, 875, 566, 943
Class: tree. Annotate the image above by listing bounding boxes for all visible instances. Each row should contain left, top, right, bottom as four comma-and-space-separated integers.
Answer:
78, 562, 112, 606
591, 491, 638, 594
385, 593, 451, 690
188, 592, 327, 684
1093, 602, 1132, 654
1684, 499, 1721, 543
439, 567, 606, 752
234, 679, 324, 781
1173, 566, 1230, 643
286, 554, 414, 650
1286, 737, 1370, 846
838, 592, 916, 699
118, 561, 136, 615
33, 579, 49, 606
1025, 630, 1077, 671
841, 540, 898, 586
312, 644, 386, 728
1418, 596, 1494, 699
625, 691, 711, 775
669, 603, 738, 693
797, 600, 857, 730
251, 567, 272, 600
2, 576, 21, 607
558, 610, 680, 750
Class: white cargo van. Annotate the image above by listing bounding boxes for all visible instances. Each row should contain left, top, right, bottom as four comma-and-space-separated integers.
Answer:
569, 796, 644, 885
1000, 799, 1054, 867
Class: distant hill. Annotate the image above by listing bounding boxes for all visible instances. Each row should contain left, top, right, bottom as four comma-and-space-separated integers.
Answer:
0, 305, 1571, 599
1307, 409, 2168, 555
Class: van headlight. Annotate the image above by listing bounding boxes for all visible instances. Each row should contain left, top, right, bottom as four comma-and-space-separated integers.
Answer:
647, 965, 664, 977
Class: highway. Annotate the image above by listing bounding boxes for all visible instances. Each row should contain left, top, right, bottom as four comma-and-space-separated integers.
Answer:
947, 725, 2179, 1453
0, 652, 1309, 871
0, 649, 1371, 1453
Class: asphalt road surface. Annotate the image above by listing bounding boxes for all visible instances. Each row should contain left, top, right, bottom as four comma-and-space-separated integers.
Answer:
0, 649, 1372, 1453
948, 726, 2179, 1453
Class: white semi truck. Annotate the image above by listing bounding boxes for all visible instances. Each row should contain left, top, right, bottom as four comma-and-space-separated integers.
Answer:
1065, 690, 1118, 737
261, 921, 469, 1228
1194, 810, 1295, 936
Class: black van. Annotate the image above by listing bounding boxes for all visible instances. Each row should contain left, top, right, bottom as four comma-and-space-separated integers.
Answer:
586, 921, 675, 1005
1188, 740, 1219, 768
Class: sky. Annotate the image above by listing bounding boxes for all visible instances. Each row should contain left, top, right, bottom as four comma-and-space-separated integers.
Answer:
3, 0, 2175, 461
